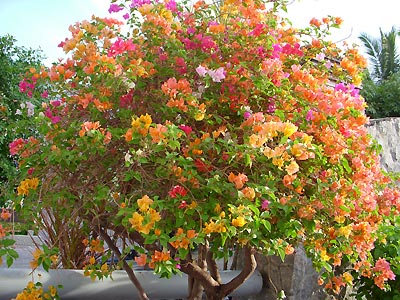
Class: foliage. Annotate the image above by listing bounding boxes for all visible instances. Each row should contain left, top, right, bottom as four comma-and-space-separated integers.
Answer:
351, 215, 400, 300
3, 0, 400, 299
361, 71, 400, 118
0, 34, 44, 206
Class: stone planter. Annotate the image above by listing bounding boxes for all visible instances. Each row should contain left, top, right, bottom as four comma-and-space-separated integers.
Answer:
0, 268, 263, 300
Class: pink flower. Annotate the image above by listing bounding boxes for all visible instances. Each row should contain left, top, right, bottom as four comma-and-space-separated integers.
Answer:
130, 0, 151, 8
207, 67, 225, 82
9, 138, 26, 156
123, 13, 130, 20
316, 53, 325, 61
195, 65, 208, 77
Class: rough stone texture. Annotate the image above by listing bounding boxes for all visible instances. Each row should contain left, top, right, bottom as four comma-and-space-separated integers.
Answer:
367, 117, 400, 173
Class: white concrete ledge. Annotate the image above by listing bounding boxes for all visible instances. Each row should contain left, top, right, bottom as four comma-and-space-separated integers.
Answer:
0, 268, 263, 300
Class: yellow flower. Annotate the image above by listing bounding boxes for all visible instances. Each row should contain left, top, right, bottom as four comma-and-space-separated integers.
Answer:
337, 225, 352, 239
89, 256, 96, 265
137, 195, 153, 212
194, 111, 205, 121
343, 272, 353, 284
101, 263, 108, 272
49, 285, 58, 297
232, 216, 247, 227
320, 249, 330, 262
335, 216, 345, 223
17, 178, 39, 196
214, 204, 222, 213
129, 212, 144, 229
283, 122, 297, 137
148, 208, 161, 223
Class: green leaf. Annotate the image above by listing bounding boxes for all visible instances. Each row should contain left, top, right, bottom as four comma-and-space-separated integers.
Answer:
339, 205, 351, 213
244, 153, 252, 167
277, 247, 285, 262
341, 157, 351, 173
1, 238, 15, 247
6, 256, 13, 267
261, 220, 271, 232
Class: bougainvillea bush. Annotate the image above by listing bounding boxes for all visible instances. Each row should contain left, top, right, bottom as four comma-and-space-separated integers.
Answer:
4, 0, 400, 299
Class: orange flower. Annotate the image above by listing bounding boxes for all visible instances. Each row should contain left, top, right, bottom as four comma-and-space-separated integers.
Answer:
285, 160, 299, 175
149, 124, 167, 143
309, 17, 322, 28
228, 172, 248, 189
135, 253, 147, 267
90, 239, 104, 253
285, 244, 295, 255
79, 121, 101, 137
0, 209, 11, 221
242, 187, 256, 200
152, 250, 170, 262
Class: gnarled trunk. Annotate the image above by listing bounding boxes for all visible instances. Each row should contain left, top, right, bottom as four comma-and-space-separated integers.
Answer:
183, 245, 257, 300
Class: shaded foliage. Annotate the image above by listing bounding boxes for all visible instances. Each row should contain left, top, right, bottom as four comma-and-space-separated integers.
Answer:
0, 35, 44, 206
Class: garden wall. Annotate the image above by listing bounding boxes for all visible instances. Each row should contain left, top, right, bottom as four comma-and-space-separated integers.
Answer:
246, 117, 400, 300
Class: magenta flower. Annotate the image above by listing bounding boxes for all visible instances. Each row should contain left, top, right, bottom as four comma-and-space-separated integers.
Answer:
243, 111, 252, 119
261, 199, 269, 210
123, 13, 130, 20
165, 0, 177, 12
130, 0, 151, 8
108, 4, 123, 14
179, 125, 193, 136
306, 109, 314, 122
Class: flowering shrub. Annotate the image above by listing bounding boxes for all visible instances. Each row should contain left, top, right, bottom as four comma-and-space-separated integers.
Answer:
15, 281, 61, 300
5, 0, 400, 299
351, 215, 400, 299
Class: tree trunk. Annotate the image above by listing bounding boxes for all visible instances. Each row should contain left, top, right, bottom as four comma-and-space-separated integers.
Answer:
183, 245, 257, 300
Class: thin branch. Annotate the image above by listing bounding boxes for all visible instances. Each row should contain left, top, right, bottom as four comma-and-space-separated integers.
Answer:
98, 227, 149, 300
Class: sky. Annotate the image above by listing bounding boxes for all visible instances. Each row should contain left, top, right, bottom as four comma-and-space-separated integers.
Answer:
1, 0, 400, 66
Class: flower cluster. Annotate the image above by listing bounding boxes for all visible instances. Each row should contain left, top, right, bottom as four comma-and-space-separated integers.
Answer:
15, 282, 60, 300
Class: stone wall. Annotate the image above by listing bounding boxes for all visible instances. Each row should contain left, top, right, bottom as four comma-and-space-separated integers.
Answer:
366, 117, 400, 173
244, 117, 400, 300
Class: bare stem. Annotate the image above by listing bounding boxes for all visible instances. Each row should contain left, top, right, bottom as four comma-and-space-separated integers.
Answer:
98, 227, 149, 300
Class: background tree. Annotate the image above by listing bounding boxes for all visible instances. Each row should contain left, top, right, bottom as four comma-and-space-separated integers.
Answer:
359, 27, 400, 118
0, 35, 44, 206
359, 26, 400, 82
